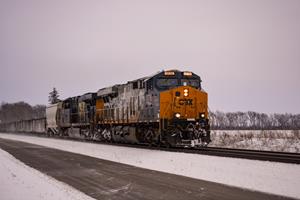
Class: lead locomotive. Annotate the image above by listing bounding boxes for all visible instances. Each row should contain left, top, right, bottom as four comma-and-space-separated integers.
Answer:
46, 70, 211, 147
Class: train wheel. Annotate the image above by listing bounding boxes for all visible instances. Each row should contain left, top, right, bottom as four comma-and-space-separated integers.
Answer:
145, 129, 154, 145
156, 134, 162, 147
165, 141, 172, 148
103, 129, 112, 142
46, 129, 51, 137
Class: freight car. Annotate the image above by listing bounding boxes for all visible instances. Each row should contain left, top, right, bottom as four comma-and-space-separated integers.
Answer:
46, 70, 211, 147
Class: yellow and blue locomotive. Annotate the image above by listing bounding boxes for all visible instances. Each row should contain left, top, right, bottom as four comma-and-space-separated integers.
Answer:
46, 70, 210, 147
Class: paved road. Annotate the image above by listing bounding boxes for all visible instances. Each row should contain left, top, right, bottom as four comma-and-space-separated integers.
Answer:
0, 138, 293, 200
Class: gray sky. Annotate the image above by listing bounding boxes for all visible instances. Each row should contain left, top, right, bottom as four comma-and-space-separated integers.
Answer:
0, 0, 300, 113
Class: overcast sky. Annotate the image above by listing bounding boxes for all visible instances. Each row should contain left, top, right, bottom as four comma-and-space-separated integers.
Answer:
0, 0, 299, 113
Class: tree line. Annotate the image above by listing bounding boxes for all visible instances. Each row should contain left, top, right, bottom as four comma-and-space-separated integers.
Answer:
1, 101, 300, 130
0, 87, 60, 123
209, 111, 300, 130
0, 102, 46, 123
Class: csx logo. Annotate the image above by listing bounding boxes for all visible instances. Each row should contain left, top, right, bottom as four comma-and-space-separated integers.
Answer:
178, 99, 193, 105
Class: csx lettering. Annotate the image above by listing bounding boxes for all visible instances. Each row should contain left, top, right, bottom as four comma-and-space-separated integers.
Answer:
179, 99, 193, 105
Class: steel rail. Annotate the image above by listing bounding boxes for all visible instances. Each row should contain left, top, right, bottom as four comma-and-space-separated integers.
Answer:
193, 147, 300, 164
2, 132, 300, 164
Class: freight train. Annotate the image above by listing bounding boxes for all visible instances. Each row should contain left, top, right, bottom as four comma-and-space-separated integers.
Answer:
0, 70, 211, 147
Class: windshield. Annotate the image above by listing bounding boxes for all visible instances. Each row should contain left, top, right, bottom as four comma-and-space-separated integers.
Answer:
181, 79, 200, 88
156, 79, 178, 88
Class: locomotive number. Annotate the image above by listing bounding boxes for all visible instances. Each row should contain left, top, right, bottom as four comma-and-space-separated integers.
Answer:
178, 99, 193, 106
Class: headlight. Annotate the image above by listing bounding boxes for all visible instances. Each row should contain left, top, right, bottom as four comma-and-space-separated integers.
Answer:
201, 113, 205, 118
175, 113, 181, 118
183, 89, 189, 97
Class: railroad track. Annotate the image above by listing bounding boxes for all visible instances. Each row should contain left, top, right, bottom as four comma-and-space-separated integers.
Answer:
184, 147, 300, 164
131, 145, 300, 164
2, 132, 300, 164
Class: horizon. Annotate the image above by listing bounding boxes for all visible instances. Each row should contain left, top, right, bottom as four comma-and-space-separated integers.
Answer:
1, 1, 300, 114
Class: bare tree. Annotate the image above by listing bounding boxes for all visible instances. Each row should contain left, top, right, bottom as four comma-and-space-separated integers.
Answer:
0, 102, 46, 123
210, 111, 300, 130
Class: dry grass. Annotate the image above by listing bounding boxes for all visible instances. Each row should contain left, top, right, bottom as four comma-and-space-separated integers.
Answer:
210, 130, 300, 153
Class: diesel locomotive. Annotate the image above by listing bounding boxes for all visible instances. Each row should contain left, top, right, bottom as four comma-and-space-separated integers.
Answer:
46, 70, 211, 147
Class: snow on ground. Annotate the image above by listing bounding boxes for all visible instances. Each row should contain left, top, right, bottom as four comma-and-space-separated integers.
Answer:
0, 148, 95, 200
1, 133, 300, 199
210, 130, 300, 153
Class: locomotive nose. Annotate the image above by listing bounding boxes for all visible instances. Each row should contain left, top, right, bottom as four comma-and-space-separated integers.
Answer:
173, 86, 197, 120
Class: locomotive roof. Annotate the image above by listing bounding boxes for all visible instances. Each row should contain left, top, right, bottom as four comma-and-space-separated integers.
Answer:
130, 71, 161, 82
97, 84, 121, 97
96, 69, 201, 97
144, 69, 201, 82
130, 69, 198, 82
78, 92, 96, 101
97, 71, 160, 95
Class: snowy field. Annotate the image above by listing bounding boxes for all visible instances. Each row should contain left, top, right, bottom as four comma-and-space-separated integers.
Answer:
0, 133, 300, 199
210, 130, 300, 153
0, 148, 95, 200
